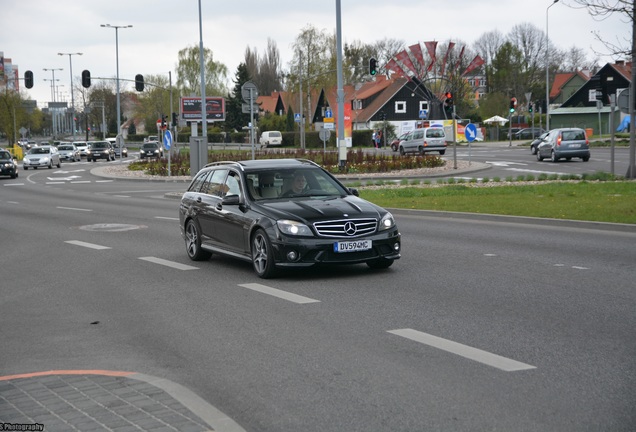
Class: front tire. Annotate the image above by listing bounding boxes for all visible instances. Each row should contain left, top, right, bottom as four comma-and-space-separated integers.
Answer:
251, 229, 276, 279
537, 151, 544, 161
531, 145, 537, 155
399, 146, 405, 156
184, 219, 211, 261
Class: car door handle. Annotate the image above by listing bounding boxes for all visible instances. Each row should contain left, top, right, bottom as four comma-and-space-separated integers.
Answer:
215, 203, 223, 211
196, 197, 202, 203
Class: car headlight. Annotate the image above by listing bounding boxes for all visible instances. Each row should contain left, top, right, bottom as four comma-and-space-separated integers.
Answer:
277, 220, 313, 236
379, 212, 396, 231
42, 157, 50, 163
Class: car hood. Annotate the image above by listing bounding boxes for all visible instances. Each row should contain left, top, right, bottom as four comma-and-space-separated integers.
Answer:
24, 153, 50, 159
255, 195, 386, 223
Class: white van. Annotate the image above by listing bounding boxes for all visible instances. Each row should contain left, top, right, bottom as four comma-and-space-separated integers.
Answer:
259, 131, 282, 148
398, 127, 447, 155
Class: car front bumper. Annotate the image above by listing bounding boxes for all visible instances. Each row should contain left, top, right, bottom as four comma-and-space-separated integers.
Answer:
270, 228, 401, 268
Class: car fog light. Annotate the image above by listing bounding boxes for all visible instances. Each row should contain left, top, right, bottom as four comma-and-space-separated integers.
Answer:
393, 242, 400, 252
287, 250, 299, 261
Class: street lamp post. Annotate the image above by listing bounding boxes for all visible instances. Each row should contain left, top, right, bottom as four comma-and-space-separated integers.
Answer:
43, 68, 63, 138
545, 0, 559, 131
58, 52, 83, 141
101, 24, 132, 159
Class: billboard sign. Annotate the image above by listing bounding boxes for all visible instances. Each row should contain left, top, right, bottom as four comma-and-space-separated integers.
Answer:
180, 97, 226, 122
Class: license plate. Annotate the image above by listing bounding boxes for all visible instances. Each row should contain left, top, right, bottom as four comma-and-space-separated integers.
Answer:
569, 144, 581, 148
334, 240, 372, 253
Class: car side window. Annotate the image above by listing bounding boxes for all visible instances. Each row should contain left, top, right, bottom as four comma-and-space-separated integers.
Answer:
204, 169, 229, 197
188, 171, 211, 193
224, 171, 242, 199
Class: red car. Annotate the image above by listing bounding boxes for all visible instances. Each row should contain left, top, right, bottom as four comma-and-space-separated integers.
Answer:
390, 132, 409, 152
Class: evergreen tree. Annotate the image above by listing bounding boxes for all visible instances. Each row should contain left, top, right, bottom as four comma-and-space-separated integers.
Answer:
225, 63, 252, 132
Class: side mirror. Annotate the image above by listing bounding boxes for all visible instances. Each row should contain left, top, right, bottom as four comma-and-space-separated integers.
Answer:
348, 188, 359, 197
222, 194, 241, 206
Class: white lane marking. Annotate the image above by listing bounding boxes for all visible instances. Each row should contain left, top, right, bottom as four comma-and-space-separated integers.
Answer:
3, 183, 24, 186
505, 168, 569, 175
484, 253, 498, 257
155, 216, 179, 221
57, 206, 93, 212
96, 180, 114, 183
7, 201, 19, 204
70, 180, 91, 184
238, 283, 321, 304
113, 195, 131, 198
388, 328, 536, 372
138, 256, 199, 270
46, 182, 66, 185
65, 240, 111, 250
485, 161, 527, 167
572, 266, 589, 270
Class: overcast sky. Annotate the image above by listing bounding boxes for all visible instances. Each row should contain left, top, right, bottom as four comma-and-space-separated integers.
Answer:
1, 0, 629, 106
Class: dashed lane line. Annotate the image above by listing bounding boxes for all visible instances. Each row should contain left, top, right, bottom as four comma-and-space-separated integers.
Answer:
388, 328, 536, 372
138, 256, 199, 271
65, 240, 111, 250
238, 283, 321, 304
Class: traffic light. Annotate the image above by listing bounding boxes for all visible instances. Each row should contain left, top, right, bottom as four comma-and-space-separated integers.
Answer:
528, 102, 533, 113
444, 92, 453, 117
161, 115, 166, 128
445, 92, 453, 106
172, 112, 178, 127
81, 70, 91, 88
509, 97, 517, 113
24, 70, 33, 89
369, 58, 377, 76
135, 74, 144, 92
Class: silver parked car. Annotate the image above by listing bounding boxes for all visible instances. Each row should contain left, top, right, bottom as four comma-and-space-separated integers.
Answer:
23, 145, 61, 170
57, 143, 81, 162
398, 127, 447, 156
537, 128, 590, 162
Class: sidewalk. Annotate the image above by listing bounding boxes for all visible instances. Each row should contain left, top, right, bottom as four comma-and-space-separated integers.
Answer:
0, 370, 245, 432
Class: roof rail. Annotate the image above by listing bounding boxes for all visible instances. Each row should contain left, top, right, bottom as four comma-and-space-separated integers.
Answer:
203, 161, 245, 171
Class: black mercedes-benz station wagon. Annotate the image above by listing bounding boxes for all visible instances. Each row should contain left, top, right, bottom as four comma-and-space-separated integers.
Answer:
178, 159, 401, 278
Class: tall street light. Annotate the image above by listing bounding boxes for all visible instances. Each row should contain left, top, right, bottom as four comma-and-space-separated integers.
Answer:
101, 23, 132, 155
44, 67, 63, 138
58, 52, 82, 141
545, 0, 559, 131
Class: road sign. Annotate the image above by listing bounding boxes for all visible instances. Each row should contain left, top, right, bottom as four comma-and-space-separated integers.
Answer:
325, 108, 333, 119
464, 123, 478, 142
324, 122, 334, 129
242, 103, 259, 114
163, 130, 172, 150
241, 81, 258, 102
294, 113, 301, 123
319, 128, 331, 141
419, 109, 428, 119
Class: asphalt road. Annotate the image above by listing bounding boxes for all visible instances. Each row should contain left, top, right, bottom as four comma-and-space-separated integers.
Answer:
1, 157, 635, 431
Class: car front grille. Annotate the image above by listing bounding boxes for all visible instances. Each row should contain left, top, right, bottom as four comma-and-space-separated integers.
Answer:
313, 218, 377, 238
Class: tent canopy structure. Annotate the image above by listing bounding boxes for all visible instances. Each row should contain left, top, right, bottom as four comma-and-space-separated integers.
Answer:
484, 115, 509, 125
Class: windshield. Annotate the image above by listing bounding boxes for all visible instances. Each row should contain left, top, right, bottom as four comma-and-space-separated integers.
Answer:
59, 145, 74, 150
143, 143, 158, 149
246, 167, 348, 200
29, 147, 50, 155
92, 142, 108, 149
0, 152, 11, 160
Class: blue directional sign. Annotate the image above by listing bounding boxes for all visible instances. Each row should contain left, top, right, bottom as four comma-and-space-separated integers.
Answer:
163, 130, 172, 150
325, 108, 333, 119
419, 109, 428, 119
464, 123, 478, 142
294, 113, 301, 123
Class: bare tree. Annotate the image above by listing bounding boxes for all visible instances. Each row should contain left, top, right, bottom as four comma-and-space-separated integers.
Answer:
474, 30, 505, 66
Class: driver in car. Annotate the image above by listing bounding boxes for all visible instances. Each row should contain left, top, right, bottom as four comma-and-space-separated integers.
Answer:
282, 172, 308, 197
